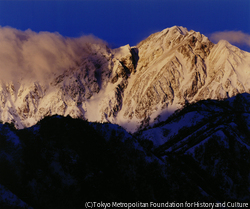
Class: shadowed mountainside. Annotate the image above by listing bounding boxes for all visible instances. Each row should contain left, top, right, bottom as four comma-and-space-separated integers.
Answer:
0, 94, 250, 208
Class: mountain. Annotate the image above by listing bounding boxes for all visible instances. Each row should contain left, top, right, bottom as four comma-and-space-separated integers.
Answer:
1, 26, 250, 208
1, 26, 250, 132
0, 100, 250, 208
138, 93, 250, 202
139, 92, 250, 147
0, 115, 214, 208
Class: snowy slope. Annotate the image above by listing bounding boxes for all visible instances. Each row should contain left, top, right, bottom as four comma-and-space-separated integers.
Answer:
0, 184, 32, 209
138, 93, 250, 202
0, 110, 250, 204
140, 93, 250, 151
1, 26, 250, 132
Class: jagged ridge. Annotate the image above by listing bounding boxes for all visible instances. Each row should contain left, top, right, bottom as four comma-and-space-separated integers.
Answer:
0, 26, 250, 132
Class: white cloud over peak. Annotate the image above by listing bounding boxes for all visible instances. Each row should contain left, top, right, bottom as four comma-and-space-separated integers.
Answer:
210, 30, 250, 47
0, 26, 107, 82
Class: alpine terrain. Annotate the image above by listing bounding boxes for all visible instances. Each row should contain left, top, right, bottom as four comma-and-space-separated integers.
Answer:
1, 26, 250, 132
0, 26, 250, 208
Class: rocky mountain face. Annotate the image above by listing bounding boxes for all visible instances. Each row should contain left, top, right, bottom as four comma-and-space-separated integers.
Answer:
0, 26, 250, 132
1, 26, 250, 208
120, 26, 250, 131
0, 40, 137, 130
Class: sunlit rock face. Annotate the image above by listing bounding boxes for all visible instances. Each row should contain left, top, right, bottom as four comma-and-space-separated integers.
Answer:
0, 26, 250, 132
120, 26, 250, 131
122, 27, 214, 123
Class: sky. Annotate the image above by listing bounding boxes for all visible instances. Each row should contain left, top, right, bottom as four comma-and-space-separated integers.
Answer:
0, 0, 249, 51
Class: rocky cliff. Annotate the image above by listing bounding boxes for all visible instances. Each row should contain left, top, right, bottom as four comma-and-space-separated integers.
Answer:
0, 26, 250, 132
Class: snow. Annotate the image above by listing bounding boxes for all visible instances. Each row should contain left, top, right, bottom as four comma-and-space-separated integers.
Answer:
114, 71, 141, 133
0, 184, 32, 208
112, 44, 131, 58
236, 60, 250, 87
185, 129, 228, 155
85, 78, 120, 122
6, 130, 21, 147
112, 26, 196, 133
149, 104, 178, 126
233, 134, 250, 150
23, 117, 37, 128
1, 25, 250, 137
141, 111, 206, 146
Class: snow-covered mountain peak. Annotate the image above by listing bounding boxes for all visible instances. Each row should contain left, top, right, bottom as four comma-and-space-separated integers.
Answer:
213, 39, 246, 56
0, 26, 250, 132
113, 44, 131, 56
173, 25, 188, 35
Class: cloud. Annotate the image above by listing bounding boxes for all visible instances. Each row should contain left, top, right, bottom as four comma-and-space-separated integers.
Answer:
210, 31, 250, 47
0, 26, 107, 82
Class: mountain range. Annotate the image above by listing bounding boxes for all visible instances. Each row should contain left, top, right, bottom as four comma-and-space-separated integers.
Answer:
1, 25, 250, 133
0, 26, 250, 208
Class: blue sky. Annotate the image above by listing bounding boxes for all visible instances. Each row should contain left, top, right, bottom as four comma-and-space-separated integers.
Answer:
0, 0, 249, 50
